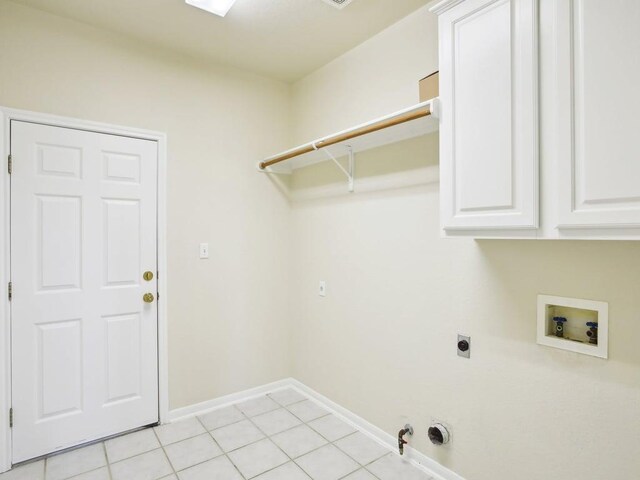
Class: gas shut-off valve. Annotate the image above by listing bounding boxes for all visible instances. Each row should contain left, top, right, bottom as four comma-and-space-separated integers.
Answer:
397, 424, 413, 455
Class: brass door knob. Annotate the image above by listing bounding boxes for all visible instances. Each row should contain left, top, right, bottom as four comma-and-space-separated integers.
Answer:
143, 293, 155, 303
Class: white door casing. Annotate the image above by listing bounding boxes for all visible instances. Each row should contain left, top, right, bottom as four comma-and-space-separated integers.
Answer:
10, 120, 159, 462
555, 0, 640, 228
434, 0, 539, 230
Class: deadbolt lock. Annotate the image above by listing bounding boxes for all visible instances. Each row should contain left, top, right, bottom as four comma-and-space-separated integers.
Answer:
143, 293, 155, 303
143, 271, 154, 281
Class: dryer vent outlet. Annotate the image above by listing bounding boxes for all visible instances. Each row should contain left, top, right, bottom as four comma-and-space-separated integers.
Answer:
320, 0, 356, 10
428, 424, 451, 446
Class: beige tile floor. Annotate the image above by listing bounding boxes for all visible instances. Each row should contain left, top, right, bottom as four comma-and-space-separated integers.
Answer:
0, 389, 433, 480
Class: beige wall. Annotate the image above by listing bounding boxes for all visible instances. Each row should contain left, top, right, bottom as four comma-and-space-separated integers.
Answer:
0, 1, 293, 409
290, 5, 640, 480
291, 4, 438, 144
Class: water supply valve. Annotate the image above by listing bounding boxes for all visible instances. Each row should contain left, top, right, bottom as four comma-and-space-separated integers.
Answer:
586, 322, 598, 345
397, 424, 413, 455
553, 317, 567, 337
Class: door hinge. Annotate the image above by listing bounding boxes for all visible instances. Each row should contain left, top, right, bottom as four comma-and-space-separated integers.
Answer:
7, 282, 11, 301
7, 154, 12, 175
9, 408, 13, 428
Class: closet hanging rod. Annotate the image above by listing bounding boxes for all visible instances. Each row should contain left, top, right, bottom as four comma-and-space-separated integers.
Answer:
258, 100, 436, 170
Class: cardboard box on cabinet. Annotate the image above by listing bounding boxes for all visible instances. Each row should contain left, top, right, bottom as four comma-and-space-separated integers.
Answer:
419, 71, 439, 102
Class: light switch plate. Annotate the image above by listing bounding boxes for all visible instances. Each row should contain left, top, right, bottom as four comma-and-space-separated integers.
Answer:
199, 243, 209, 259
319, 281, 326, 297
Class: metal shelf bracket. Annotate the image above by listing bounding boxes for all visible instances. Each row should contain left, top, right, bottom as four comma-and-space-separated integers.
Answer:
318, 144, 355, 192
257, 144, 355, 192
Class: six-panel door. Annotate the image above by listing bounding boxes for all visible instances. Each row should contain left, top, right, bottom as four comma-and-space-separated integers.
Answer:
10, 121, 159, 462
437, 0, 539, 231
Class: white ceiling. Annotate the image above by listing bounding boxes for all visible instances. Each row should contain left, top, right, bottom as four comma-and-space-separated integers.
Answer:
8, 0, 429, 82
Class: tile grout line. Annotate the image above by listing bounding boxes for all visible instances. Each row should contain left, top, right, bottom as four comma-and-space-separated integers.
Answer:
108, 420, 384, 480
33, 389, 410, 480
100, 438, 168, 478
150, 425, 179, 479
45, 443, 110, 480
42, 429, 168, 480
283, 389, 401, 480
294, 387, 435, 480
101, 443, 114, 480
205, 404, 251, 480
150, 395, 316, 458
150, 410, 254, 478
272, 393, 386, 480
229, 392, 376, 479
194, 414, 249, 480
242, 402, 313, 480
331, 432, 389, 475
285, 401, 386, 479
238, 393, 382, 480
198, 395, 319, 479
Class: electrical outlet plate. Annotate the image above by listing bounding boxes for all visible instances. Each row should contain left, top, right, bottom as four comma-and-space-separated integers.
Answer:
457, 334, 470, 358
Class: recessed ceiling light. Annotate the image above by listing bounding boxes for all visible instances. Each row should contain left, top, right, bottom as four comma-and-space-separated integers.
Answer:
185, 0, 238, 17
320, 0, 355, 9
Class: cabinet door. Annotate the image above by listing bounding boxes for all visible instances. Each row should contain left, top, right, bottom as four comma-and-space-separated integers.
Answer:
555, 0, 640, 228
436, 0, 539, 231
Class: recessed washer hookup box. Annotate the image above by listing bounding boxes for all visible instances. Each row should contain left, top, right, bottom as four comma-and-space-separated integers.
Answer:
537, 295, 608, 359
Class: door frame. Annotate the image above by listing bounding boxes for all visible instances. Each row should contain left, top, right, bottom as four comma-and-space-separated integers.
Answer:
0, 107, 169, 472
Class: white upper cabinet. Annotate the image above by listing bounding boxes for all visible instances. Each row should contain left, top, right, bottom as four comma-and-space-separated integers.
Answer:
434, 0, 640, 239
553, 0, 640, 229
433, 0, 539, 232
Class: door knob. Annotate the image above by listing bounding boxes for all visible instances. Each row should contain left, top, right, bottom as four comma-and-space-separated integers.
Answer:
143, 271, 154, 281
143, 293, 155, 303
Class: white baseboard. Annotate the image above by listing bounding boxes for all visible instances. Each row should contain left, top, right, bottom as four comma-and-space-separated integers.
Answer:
168, 377, 465, 480
167, 378, 294, 423
288, 380, 465, 480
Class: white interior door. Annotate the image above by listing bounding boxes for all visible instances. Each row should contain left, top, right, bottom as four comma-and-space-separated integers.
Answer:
10, 121, 159, 463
